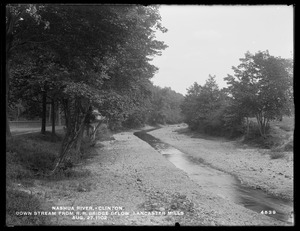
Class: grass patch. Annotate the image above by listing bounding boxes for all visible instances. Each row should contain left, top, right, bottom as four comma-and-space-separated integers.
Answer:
6, 133, 60, 226
6, 135, 59, 175
6, 130, 99, 226
6, 188, 51, 226
6, 151, 33, 182
25, 131, 64, 143
6, 131, 95, 177
6, 126, 116, 226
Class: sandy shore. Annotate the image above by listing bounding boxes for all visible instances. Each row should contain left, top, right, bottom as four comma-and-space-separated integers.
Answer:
148, 124, 293, 202
27, 126, 291, 226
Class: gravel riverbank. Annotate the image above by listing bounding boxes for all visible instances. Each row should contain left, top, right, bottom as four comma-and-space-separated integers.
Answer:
31, 126, 290, 226
148, 124, 293, 202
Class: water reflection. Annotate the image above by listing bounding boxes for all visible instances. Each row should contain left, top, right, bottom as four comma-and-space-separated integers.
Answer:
134, 130, 294, 224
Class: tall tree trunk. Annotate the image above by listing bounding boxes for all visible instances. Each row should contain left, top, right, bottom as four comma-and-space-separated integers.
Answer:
41, 91, 47, 134
256, 113, 265, 138
58, 104, 61, 126
245, 117, 250, 137
51, 99, 56, 137
75, 126, 85, 154
16, 101, 20, 121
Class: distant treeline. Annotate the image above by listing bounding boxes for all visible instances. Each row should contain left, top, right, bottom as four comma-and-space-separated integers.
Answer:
181, 50, 293, 138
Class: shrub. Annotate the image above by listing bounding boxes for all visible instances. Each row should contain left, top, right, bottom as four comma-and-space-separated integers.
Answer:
95, 124, 114, 141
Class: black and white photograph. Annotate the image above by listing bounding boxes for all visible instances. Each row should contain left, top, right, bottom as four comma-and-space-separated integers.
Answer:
5, 4, 294, 226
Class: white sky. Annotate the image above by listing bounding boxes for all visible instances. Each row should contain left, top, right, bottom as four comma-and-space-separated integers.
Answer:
150, 5, 294, 95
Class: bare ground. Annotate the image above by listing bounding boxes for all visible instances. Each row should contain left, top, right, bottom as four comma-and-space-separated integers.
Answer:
13, 125, 292, 226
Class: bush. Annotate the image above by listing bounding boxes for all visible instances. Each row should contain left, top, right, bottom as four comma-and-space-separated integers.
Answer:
95, 123, 114, 141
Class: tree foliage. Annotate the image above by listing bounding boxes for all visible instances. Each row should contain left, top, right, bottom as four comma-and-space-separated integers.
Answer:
147, 86, 184, 125
181, 51, 293, 138
6, 4, 168, 174
224, 50, 293, 137
181, 75, 230, 135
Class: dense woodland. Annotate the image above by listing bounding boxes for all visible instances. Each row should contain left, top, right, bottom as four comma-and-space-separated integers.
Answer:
6, 4, 185, 174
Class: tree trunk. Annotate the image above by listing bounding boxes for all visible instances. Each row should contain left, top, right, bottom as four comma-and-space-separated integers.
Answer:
41, 91, 47, 134
47, 104, 89, 176
58, 105, 61, 126
51, 99, 56, 137
75, 126, 85, 154
245, 117, 250, 137
256, 113, 265, 138
63, 99, 69, 131
90, 121, 103, 143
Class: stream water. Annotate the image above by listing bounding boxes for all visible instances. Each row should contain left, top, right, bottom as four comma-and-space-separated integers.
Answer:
134, 129, 294, 225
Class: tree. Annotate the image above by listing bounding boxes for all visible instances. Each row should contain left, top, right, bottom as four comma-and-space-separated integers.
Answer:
224, 50, 293, 138
9, 48, 65, 135
6, 4, 51, 136
180, 82, 202, 129
148, 86, 184, 125
181, 75, 230, 135
7, 5, 168, 174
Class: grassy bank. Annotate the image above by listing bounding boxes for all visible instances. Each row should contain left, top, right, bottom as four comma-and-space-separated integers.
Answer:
6, 124, 113, 226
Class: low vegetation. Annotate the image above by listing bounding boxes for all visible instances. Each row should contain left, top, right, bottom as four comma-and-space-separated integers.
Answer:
6, 124, 114, 226
242, 117, 294, 150
6, 188, 50, 226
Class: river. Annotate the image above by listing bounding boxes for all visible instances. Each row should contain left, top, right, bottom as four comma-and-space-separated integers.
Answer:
134, 128, 294, 224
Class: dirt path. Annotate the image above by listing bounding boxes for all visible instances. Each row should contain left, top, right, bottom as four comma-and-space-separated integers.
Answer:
21, 126, 292, 226
148, 124, 293, 202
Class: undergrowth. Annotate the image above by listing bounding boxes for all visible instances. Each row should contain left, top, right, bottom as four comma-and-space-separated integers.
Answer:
6, 126, 113, 226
